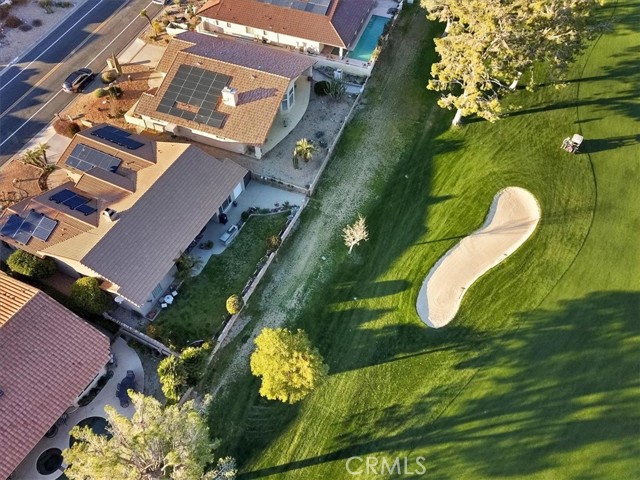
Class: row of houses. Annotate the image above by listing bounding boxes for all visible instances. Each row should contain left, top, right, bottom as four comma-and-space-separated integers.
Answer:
1, 0, 391, 316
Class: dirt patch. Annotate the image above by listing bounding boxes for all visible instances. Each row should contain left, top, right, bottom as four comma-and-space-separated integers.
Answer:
61, 64, 157, 129
0, 160, 42, 208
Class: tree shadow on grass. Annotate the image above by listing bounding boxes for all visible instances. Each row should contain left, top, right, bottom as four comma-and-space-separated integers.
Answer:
242, 291, 640, 479
580, 134, 640, 153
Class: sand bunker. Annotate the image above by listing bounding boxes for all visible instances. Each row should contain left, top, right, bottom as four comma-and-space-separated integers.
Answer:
417, 187, 541, 328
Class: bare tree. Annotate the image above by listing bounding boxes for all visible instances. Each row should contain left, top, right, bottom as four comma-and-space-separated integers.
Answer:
342, 214, 369, 254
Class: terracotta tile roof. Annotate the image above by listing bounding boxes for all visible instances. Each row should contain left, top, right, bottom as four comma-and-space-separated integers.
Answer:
0, 272, 110, 479
136, 33, 314, 145
198, 0, 374, 48
0, 125, 248, 307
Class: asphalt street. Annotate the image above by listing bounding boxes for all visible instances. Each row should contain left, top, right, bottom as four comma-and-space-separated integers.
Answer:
0, 0, 163, 165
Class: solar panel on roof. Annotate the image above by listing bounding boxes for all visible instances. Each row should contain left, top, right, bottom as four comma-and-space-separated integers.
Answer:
0, 215, 22, 237
90, 126, 144, 150
49, 189, 76, 204
32, 216, 59, 241
1, 212, 59, 244
63, 194, 90, 210
75, 204, 97, 216
13, 229, 32, 244
66, 144, 122, 173
158, 65, 229, 129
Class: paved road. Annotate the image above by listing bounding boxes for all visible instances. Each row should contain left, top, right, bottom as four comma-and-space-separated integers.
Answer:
0, 0, 163, 165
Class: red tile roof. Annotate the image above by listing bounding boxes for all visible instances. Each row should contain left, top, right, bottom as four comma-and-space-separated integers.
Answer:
0, 273, 110, 479
136, 33, 316, 145
198, 0, 375, 49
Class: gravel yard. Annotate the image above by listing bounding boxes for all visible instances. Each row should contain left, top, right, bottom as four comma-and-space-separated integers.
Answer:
0, 0, 83, 66
233, 90, 356, 189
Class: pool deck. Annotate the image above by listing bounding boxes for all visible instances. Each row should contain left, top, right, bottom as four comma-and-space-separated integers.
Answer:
10, 337, 143, 480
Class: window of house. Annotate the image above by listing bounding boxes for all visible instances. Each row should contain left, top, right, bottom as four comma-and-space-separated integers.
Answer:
280, 84, 295, 112
152, 283, 163, 299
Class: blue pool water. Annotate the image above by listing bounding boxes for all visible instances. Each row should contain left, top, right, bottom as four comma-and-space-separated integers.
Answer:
347, 15, 390, 62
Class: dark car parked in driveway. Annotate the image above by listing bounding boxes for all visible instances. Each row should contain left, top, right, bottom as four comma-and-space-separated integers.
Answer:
62, 68, 95, 93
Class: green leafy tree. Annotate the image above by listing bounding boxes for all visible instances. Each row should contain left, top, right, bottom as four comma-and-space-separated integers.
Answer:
70, 277, 112, 314
226, 294, 243, 315
6, 250, 56, 278
174, 252, 203, 281
422, 0, 604, 124
292, 138, 316, 169
158, 343, 211, 402
158, 355, 188, 402
250, 328, 328, 404
63, 392, 222, 480
180, 342, 212, 384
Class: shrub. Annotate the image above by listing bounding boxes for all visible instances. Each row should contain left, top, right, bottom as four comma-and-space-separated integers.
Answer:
241, 210, 251, 222
157, 355, 187, 403
7, 250, 56, 278
38, 0, 54, 13
326, 79, 346, 101
101, 70, 118, 84
13, 0, 29, 5
32, 18, 43, 27
108, 85, 122, 97
0, 6, 10, 21
180, 343, 211, 385
4, 15, 24, 28
266, 234, 281, 251
226, 294, 243, 315
146, 323, 160, 339
53, 119, 80, 138
55, 0, 72, 7
70, 277, 112, 314
314, 80, 329, 96
94, 87, 107, 98
18, 23, 32, 31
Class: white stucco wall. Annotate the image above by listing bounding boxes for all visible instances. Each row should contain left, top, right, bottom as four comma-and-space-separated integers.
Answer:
199, 18, 323, 53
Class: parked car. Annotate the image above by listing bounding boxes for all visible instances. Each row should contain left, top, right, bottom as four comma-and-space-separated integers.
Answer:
62, 68, 95, 93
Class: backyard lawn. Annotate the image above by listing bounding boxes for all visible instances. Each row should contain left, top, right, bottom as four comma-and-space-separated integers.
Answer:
150, 212, 290, 348
206, 2, 639, 479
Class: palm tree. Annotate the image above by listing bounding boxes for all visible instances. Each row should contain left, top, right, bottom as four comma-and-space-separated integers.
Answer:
35, 143, 49, 164
292, 138, 316, 169
21, 148, 47, 169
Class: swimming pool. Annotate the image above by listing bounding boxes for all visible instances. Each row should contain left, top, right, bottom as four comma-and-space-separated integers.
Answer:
347, 15, 390, 62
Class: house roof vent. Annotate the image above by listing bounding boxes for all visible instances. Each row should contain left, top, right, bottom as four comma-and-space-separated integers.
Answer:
102, 208, 119, 222
221, 86, 238, 107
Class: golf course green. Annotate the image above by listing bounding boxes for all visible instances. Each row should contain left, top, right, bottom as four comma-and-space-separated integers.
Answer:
207, 1, 640, 478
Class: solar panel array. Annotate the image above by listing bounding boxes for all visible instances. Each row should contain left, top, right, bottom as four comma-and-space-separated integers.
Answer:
0, 211, 59, 244
49, 189, 96, 216
90, 125, 144, 150
157, 65, 229, 129
66, 144, 122, 173
257, 0, 330, 14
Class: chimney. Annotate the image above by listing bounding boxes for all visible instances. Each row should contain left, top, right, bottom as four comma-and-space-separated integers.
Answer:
102, 208, 119, 222
221, 86, 238, 107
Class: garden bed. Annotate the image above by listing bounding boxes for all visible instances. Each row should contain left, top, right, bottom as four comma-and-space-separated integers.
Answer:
147, 212, 290, 348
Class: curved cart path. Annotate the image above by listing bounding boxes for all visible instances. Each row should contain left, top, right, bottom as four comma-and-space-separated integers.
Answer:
417, 187, 541, 328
